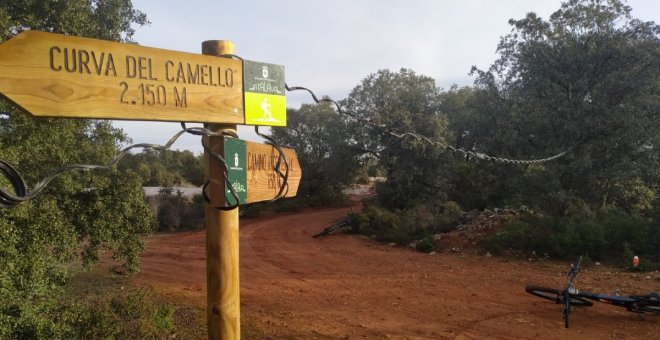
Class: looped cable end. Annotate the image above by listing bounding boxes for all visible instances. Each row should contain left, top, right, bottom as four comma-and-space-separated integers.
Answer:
0, 160, 28, 208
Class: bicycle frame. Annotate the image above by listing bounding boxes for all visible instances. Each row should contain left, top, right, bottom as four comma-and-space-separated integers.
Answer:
526, 256, 659, 328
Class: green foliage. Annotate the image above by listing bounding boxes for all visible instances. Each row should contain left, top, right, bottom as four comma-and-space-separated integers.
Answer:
351, 201, 463, 245
271, 103, 361, 203
415, 237, 439, 253
344, 69, 450, 210
351, 205, 408, 243
0, 0, 148, 43
59, 288, 175, 339
0, 1, 151, 337
117, 149, 204, 187
149, 192, 204, 232
465, 0, 660, 216
482, 208, 657, 262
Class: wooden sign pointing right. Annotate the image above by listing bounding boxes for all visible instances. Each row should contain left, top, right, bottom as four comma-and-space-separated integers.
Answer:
245, 140, 301, 203
206, 137, 301, 208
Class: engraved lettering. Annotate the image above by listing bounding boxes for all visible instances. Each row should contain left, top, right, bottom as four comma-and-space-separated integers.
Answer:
49, 46, 62, 71
147, 58, 157, 80
78, 50, 90, 74
165, 60, 174, 82
201, 65, 209, 85
105, 53, 117, 76
126, 55, 137, 78
64, 48, 76, 73
226, 68, 234, 87
176, 62, 185, 83
119, 81, 129, 104
138, 56, 148, 80
187, 64, 199, 84
91, 51, 105, 75
174, 86, 187, 108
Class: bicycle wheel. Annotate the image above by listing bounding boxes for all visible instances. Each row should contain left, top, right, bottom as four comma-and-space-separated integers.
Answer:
563, 290, 570, 328
525, 286, 593, 306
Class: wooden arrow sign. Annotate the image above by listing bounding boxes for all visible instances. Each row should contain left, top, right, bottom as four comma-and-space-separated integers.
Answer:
206, 137, 301, 207
0, 31, 243, 123
245, 140, 301, 203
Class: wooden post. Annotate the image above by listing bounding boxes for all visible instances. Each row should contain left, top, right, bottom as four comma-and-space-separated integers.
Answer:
202, 40, 240, 340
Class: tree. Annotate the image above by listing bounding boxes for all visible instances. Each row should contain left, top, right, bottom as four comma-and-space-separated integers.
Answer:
0, 0, 147, 43
468, 0, 660, 215
344, 69, 450, 209
0, 1, 151, 337
271, 103, 361, 202
117, 149, 204, 187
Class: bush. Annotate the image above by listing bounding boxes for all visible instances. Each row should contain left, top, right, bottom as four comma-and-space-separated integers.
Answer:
481, 222, 531, 255
481, 208, 656, 263
148, 193, 205, 232
350, 205, 408, 243
350, 201, 466, 245
0, 287, 177, 339
415, 237, 439, 253
70, 288, 175, 338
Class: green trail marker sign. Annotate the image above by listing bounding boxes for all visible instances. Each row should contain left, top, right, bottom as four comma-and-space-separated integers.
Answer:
243, 60, 286, 126
207, 137, 301, 207
223, 136, 247, 205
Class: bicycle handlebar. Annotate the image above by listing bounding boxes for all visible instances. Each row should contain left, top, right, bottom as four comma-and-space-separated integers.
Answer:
566, 256, 582, 284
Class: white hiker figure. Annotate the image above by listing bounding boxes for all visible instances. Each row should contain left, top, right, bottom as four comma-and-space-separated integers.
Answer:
260, 97, 272, 120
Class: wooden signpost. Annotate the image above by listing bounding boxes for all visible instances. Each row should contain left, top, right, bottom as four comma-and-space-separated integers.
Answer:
0, 31, 243, 123
0, 31, 301, 340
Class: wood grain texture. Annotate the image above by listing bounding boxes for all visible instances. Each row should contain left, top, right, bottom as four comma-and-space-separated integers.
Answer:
205, 205, 240, 340
245, 141, 301, 203
0, 31, 243, 123
203, 40, 240, 340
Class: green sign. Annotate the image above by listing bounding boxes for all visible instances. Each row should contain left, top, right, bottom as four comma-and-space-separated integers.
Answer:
224, 137, 247, 205
243, 60, 286, 126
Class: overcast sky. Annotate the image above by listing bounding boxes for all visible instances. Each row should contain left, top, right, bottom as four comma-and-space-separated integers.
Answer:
116, 0, 659, 153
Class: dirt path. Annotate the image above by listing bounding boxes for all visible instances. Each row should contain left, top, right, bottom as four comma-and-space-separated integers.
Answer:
133, 205, 659, 339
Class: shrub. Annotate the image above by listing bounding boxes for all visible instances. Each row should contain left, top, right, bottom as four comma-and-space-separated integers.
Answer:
350, 205, 407, 243
415, 237, 439, 253
481, 222, 531, 255
436, 201, 464, 233
148, 193, 205, 232
482, 208, 656, 263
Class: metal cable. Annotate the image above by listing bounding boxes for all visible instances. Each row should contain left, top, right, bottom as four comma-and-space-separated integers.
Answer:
180, 122, 240, 210
284, 83, 575, 164
0, 51, 293, 210
254, 126, 290, 201
0, 124, 249, 209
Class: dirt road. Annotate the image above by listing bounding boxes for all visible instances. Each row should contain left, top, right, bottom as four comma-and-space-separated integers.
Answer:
133, 205, 659, 339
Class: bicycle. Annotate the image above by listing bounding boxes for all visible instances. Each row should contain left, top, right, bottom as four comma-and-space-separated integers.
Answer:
526, 256, 660, 328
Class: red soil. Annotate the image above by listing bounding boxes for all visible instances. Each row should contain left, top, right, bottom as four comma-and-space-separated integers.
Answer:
132, 205, 660, 339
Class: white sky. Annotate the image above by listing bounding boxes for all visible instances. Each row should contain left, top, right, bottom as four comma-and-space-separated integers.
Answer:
115, 0, 659, 153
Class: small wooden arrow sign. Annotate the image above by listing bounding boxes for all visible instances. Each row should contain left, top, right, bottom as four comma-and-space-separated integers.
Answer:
206, 137, 301, 207
0, 31, 243, 123
245, 140, 300, 203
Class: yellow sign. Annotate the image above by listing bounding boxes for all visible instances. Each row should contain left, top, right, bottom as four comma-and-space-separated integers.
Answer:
243, 60, 286, 126
245, 140, 300, 203
0, 31, 243, 123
